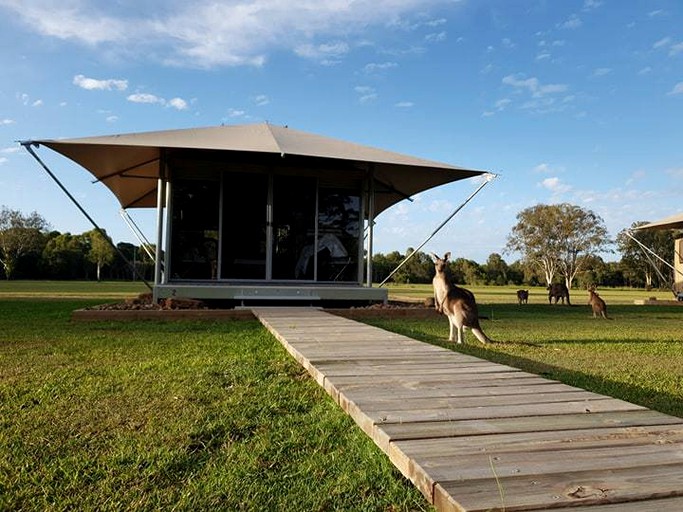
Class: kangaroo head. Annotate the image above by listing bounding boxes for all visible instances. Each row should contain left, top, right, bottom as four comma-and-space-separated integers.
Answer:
431, 252, 451, 274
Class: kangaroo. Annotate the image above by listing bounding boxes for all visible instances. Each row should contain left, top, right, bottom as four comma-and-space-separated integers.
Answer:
587, 287, 610, 319
431, 252, 492, 344
516, 289, 529, 304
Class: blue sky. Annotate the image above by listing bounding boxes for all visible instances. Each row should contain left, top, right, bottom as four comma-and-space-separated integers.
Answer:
1, 0, 681, 264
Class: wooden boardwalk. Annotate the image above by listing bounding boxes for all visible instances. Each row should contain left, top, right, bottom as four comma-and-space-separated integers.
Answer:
252, 307, 683, 512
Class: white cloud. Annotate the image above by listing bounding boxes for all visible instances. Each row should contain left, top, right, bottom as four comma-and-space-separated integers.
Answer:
395, 101, 414, 108
73, 74, 128, 91
668, 82, 683, 95
494, 98, 511, 110
0, 119, 15, 126
582, 0, 603, 10
540, 177, 572, 194
592, 67, 611, 77
167, 97, 188, 110
227, 108, 246, 118
502, 74, 568, 97
0, 1, 461, 68
558, 15, 582, 30
363, 62, 398, 73
653, 37, 683, 57
670, 42, 683, 56
295, 41, 349, 64
425, 31, 446, 43
127, 93, 164, 105
355, 85, 377, 103
533, 163, 552, 173
252, 95, 270, 106
126, 92, 189, 110
0, 157, 7, 166
653, 37, 672, 49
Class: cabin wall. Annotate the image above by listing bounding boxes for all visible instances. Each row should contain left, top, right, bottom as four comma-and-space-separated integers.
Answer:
675, 238, 683, 293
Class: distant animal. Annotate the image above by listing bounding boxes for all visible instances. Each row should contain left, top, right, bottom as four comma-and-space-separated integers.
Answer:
548, 283, 571, 305
587, 287, 610, 319
516, 289, 529, 305
431, 252, 492, 344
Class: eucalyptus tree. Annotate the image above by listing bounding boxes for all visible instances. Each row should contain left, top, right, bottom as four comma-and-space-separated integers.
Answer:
0, 206, 49, 279
84, 229, 116, 281
506, 203, 610, 289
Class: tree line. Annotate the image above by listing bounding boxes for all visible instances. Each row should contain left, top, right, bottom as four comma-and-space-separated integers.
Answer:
0, 206, 154, 281
1, 203, 679, 289
373, 203, 680, 290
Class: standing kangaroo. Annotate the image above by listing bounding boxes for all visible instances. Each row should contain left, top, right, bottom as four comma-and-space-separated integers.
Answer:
587, 287, 610, 319
431, 252, 492, 344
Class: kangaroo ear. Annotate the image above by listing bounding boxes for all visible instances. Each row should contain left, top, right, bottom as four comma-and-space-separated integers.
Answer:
443, 252, 451, 261
430, 252, 439, 262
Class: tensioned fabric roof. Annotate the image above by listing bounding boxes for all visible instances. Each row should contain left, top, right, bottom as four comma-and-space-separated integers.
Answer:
29, 123, 488, 215
635, 213, 683, 231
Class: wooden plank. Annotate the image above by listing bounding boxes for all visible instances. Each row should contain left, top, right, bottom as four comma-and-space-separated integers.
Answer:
365, 398, 644, 425
392, 424, 683, 459
340, 382, 584, 401
345, 390, 604, 412
434, 464, 683, 511
376, 410, 683, 443
422, 442, 683, 482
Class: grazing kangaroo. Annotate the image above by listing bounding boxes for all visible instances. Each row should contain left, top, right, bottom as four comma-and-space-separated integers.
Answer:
516, 289, 529, 305
587, 287, 610, 319
431, 252, 492, 344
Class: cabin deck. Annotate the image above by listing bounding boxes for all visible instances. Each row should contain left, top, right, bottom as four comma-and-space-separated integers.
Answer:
252, 307, 683, 512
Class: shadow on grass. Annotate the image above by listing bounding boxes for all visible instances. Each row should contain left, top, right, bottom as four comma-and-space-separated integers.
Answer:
435, 337, 683, 420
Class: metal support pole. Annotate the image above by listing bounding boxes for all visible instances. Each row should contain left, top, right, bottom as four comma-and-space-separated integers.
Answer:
366, 170, 375, 287
21, 142, 152, 290
379, 173, 497, 287
153, 178, 166, 302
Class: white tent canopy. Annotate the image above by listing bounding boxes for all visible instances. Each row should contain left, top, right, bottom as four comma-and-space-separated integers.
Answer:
635, 212, 683, 231
28, 123, 487, 215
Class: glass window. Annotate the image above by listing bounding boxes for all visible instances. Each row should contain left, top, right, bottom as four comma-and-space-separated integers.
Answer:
221, 173, 268, 279
272, 176, 316, 280
170, 179, 219, 280
317, 188, 360, 282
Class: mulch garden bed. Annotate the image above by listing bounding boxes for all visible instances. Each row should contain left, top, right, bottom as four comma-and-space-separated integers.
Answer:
72, 293, 439, 321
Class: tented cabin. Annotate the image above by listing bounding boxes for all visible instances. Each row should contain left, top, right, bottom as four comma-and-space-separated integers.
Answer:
26, 123, 487, 307
636, 213, 683, 296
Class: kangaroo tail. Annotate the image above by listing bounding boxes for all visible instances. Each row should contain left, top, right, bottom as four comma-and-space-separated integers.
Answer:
471, 328, 493, 344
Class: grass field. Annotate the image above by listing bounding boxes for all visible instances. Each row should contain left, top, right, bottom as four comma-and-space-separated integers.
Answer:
1, 281, 681, 511
0, 289, 431, 511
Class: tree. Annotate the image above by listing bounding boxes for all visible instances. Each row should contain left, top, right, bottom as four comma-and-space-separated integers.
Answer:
506, 203, 610, 289
85, 229, 116, 281
0, 206, 49, 279
42, 232, 88, 279
616, 222, 679, 289
484, 253, 509, 285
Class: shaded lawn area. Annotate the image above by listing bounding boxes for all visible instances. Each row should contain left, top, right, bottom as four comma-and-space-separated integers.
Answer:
0, 299, 432, 512
362, 302, 683, 419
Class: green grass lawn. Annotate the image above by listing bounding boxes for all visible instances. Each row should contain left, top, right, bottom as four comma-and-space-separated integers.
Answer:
2, 281, 682, 511
369, 285, 683, 419
0, 296, 431, 511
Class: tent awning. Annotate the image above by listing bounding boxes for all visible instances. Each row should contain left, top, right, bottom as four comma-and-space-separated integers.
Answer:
634, 213, 683, 231
27, 123, 488, 214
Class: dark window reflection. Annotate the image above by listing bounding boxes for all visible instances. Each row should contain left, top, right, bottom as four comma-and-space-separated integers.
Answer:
170, 179, 219, 280
221, 173, 268, 279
